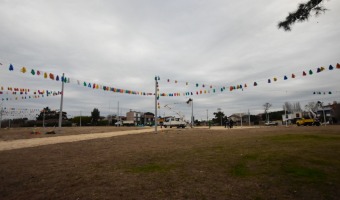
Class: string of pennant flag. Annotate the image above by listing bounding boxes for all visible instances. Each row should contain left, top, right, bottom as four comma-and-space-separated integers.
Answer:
0, 85, 61, 102
3, 62, 154, 96
0, 107, 41, 119
1, 60, 339, 98
158, 63, 340, 96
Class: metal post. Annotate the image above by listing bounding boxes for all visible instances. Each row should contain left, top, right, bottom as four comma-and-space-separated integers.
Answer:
285, 105, 288, 127
43, 109, 45, 128
154, 76, 158, 133
248, 109, 250, 126
0, 103, 3, 129
240, 113, 242, 127
191, 99, 194, 128
80, 111, 82, 127
322, 105, 326, 126
206, 109, 208, 125
117, 101, 120, 123
58, 73, 65, 128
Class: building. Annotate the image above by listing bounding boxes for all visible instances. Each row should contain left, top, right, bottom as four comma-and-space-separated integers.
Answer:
126, 110, 155, 126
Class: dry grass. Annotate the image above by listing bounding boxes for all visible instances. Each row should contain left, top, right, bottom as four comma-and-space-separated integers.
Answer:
0, 126, 339, 199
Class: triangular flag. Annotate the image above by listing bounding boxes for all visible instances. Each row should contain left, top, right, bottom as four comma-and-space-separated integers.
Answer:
20, 67, 27, 73
9, 64, 14, 71
31, 69, 35, 75
49, 73, 54, 80
329, 65, 334, 70
303, 71, 307, 76
337, 63, 340, 69
284, 75, 288, 80
292, 74, 296, 78
268, 79, 271, 83
254, 82, 257, 86
309, 70, 313, 75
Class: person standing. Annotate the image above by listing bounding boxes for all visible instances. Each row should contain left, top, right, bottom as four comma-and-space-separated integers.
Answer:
225, 118, 229, 128
229, 119, 234, 128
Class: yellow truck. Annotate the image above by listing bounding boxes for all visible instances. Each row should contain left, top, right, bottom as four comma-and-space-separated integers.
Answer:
296, 118, 320, 126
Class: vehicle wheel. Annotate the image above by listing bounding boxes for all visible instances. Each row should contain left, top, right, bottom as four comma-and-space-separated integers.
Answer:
170, 126, 172, 128
164, 125, 167, 128
297, 123, 300, 126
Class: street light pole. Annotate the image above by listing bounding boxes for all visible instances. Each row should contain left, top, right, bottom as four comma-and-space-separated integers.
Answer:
284, 105, 287, 127
43, 109, 45, 128
191, 99, 194, 128
58, 73, 65, 128
154, 76, 159, 133
186, 98, 194, 128
0, 103, 3, 129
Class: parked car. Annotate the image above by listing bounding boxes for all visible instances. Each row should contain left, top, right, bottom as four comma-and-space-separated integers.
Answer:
264, 121, 278, 126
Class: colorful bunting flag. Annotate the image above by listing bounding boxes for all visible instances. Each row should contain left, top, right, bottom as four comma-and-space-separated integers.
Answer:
20, 67, 27, 73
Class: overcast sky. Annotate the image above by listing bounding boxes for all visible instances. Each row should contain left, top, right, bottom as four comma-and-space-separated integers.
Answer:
0, 0, 339, 121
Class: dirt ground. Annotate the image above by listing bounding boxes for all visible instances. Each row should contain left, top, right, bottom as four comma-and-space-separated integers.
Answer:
0, 126, 149, 141
0, 125, 339, 200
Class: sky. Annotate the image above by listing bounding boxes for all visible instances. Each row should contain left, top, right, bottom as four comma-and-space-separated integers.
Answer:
0, 0, 339, 121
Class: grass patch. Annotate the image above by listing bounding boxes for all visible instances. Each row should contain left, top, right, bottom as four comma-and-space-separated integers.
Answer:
269, 134, 340, 142
283, 165, 326, 182
231, 162, 250, 177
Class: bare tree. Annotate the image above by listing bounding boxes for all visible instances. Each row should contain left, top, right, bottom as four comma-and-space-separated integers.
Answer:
304, 102, 319, 115
283, 102, 303, 113
278, 0, 328, 31
294, 102, 302, 112
283, 102, 293, 113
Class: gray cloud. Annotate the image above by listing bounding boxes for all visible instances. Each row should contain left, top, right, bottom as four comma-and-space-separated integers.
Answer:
1, 0, 339, 120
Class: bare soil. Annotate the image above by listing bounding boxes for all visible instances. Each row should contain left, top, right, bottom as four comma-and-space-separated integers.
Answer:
0, 126, 148, 141
0, 126, 339, 200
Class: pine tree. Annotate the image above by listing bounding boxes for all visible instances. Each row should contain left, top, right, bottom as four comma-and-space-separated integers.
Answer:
278, 0, 327, 31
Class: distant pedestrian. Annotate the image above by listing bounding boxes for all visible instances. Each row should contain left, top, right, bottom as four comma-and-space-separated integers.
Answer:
225, 119, 229, 128
229, 119, 234, 128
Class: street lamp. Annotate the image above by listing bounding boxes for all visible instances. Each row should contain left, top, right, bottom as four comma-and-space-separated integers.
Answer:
0, 102, 3, 129
186, 98, 193, 128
